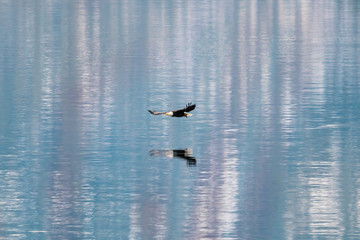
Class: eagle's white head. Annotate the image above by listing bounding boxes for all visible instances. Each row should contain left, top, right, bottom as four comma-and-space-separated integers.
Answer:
165, 111, 173, 116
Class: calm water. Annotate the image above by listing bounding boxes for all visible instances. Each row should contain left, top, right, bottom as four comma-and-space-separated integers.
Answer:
1, 1, 360, 239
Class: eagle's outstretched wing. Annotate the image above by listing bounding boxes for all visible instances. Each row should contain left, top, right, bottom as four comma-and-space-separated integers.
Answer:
148, 110, 166, 115
173, 102, 196, 114
184, 102, 196, 112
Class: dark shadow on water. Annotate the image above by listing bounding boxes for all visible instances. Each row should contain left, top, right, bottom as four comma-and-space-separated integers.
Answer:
149, 148, 196, 166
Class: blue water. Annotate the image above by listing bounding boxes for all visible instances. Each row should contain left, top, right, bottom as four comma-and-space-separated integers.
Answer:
1, 1, 360, 239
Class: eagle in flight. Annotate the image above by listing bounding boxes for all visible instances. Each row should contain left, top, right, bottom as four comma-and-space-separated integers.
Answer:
148, 102, 196, 118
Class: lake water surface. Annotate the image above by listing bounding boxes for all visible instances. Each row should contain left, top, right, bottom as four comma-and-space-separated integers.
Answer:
1, 1, 360, 239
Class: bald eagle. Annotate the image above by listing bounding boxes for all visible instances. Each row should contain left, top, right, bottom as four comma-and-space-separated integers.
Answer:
148, 102, 196, 118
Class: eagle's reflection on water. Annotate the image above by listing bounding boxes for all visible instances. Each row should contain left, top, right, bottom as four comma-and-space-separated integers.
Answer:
149, 148, 196, 166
